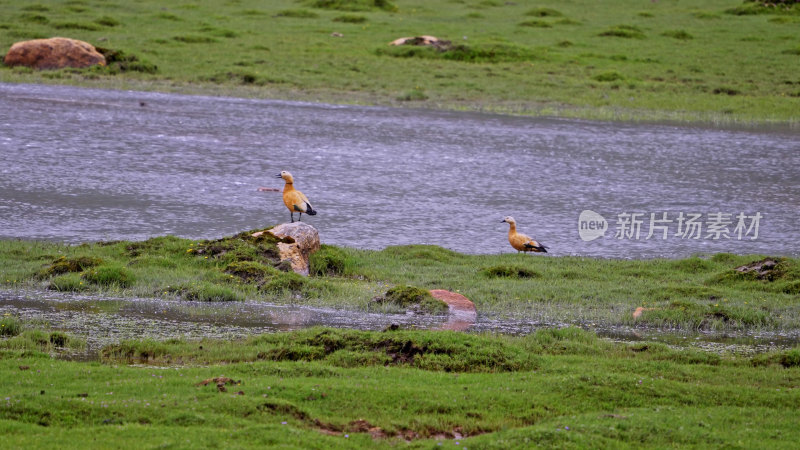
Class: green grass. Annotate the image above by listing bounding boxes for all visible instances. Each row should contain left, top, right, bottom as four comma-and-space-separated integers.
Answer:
0, 0, 798, 124
1, 326, 798, 448
1, 235, 799, 332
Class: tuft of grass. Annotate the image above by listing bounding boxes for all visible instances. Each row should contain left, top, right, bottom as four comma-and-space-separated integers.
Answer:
96, 47, 158, 73
599, 24, 645, 39
396, 88, 428, 101
261, 272, 307, 293
52, 21, 102, 31
712, 86, 741, 95
95, 15, 119, 27
0, 316, 22, 336
177, 282, 244, 302
378, 42, 546, 64
751, 347, 800, 368
309, 0, 397, 12
332, 14, 367, 23
48, 272, 90, 292
225, 260, 276, 282
309, 244, 354, 276
172, 35, 218, 44
82, 265, 135, 288
518, 20, 552, 28
482, 265, 541, 279
593, 70, 625, 82
21, 4, 50, 12
275, 9, 319, 18
19, 13, 50, 24
524, 7, 563, 17
662, 29, 693, 40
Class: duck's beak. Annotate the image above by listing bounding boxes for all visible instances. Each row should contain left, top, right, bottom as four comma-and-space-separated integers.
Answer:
501, 219, 507, 223
275, 173, 282, 178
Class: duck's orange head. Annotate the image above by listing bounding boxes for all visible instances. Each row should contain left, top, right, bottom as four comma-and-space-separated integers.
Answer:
276, 170, 294, 183
501, 216, 516, 225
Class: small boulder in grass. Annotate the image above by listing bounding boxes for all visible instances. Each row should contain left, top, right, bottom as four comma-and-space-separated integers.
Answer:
4, 37, 106, 70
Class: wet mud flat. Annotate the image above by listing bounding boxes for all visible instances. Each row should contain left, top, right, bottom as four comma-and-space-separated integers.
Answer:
2, 289, 797, 360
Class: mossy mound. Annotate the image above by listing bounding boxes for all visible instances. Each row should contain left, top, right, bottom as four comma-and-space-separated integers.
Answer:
95, 47, 158, 73
36, 256, 103, 279
224, 260, 277, 283
371, 285, 448, 314
308, 0, 397, 12
193, 229, 288, 267
309, 244, 353, 276
377, 42, 546, 64
708, 257, 799, 290
481, 265, 541, 279
250, 327, 538, 372
82, 265, 135, 288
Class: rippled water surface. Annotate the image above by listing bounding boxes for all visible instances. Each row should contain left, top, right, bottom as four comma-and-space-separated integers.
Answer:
2, 83, 798, 258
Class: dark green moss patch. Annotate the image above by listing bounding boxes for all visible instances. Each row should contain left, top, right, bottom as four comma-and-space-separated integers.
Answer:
332, 14, 367, 23
599, 25, 645, 39
524, 7, 563, 17
37, 256, 103, 279
95, 15, 119, 27
193, 229, 285, 267
593, 71, 625, 82
309, 0, 397, 13
52, 21, 103, 31
481, 265, 541, 279
662, 29, 693, 40
726, 1, 800, 16
275, 9, 319, 18
95, 47, 158, 73
173, 35, 218, 44
225, 260, 276, 282
710, 257, 796, 285
377, 42, 546, 64
252, 327, 537, 371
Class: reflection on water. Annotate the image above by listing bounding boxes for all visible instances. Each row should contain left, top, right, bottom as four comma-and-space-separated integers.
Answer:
1, 83, 798, 258
2, 290, 797, 360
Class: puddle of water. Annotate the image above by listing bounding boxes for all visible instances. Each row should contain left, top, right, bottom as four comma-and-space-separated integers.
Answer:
2, 289, 797, 361
1, 83, 798, 258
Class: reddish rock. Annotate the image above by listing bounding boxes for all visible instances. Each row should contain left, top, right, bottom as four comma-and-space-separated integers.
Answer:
4, 37, 106, 70
430, 289, 477, 331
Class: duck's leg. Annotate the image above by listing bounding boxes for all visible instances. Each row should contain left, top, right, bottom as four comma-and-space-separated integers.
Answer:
290, 212, 294, 223
299, 212, 303, 222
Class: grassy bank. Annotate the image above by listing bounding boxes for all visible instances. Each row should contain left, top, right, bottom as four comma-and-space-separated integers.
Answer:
1, 0, 799, 124
1, 324, 798, 448
1, 233, 799, 332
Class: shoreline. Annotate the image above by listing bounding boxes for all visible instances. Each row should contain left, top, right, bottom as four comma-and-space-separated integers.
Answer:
2, 77, 799, 129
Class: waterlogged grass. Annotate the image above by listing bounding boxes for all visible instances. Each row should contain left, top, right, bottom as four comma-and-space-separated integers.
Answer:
0, 0, 798, 123
1, 327, 799, 447
2, 235, 799, 332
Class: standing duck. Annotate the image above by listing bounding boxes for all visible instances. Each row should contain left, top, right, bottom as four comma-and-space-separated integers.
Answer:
502, 216, 548, 253
276, 170, 317, 223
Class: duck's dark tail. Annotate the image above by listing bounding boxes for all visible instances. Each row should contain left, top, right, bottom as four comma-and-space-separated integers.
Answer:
525, 242, 548, 253
305, 203, 317, 216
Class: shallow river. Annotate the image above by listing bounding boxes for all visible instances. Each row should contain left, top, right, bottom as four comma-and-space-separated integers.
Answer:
2, 83, 798, 258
